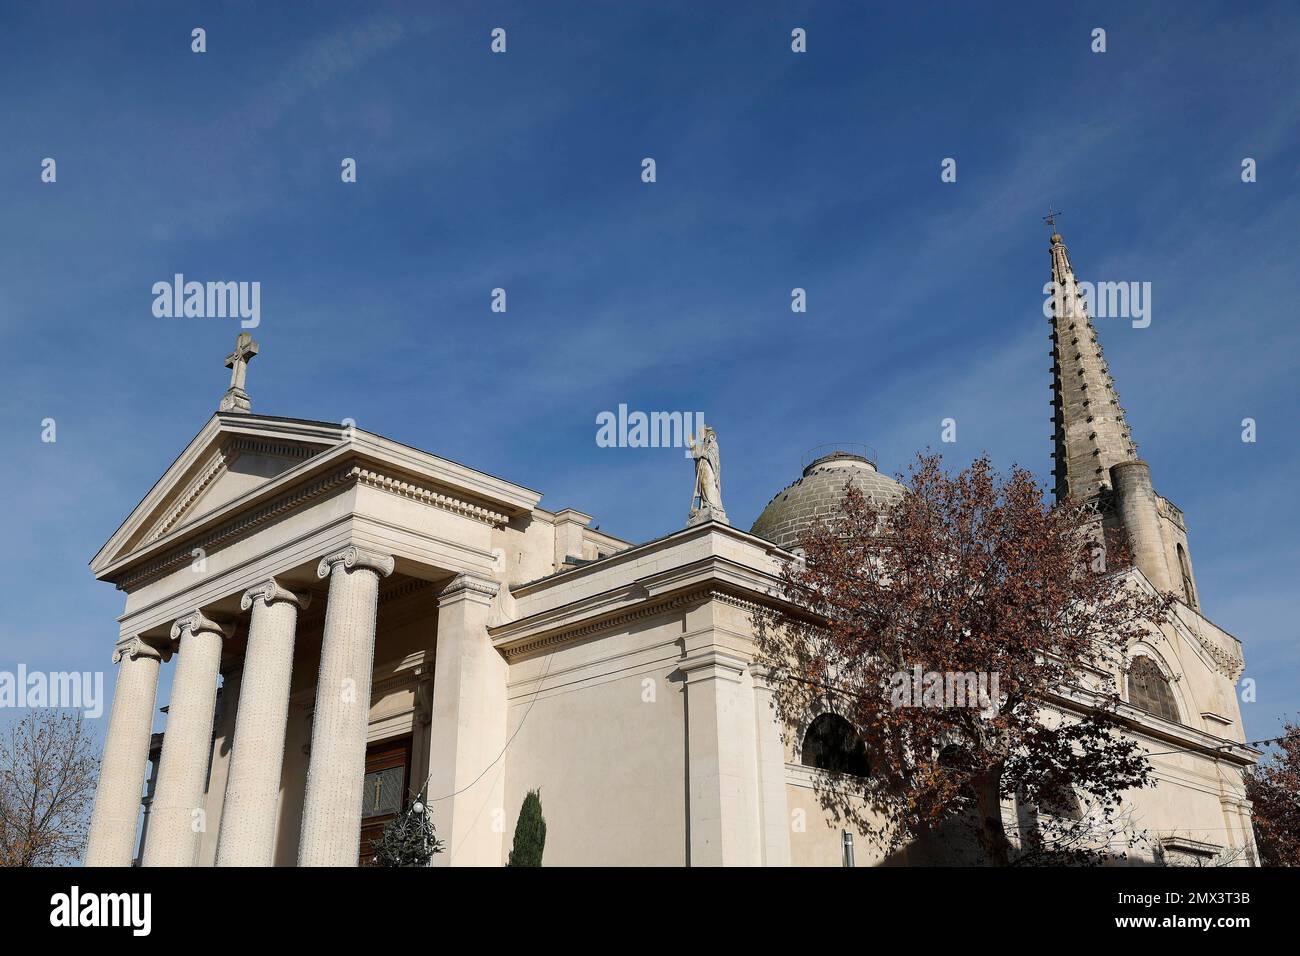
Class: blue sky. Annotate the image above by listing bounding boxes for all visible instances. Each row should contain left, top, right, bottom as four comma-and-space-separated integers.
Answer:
1, 1, 1296, 748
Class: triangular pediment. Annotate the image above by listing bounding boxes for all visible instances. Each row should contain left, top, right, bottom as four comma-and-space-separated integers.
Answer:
141, 437, 319, 542
91, 413, 342, 576
91, 411, 545, 584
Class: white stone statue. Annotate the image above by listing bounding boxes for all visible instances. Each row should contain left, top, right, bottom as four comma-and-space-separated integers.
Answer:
687, 425, 728, 526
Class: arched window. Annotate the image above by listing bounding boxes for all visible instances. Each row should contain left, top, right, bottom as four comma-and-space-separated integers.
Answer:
801, 713, 870, 776
1177, 544, 1197, 609
1127, 657, 1179, 724
1037, 787, 1083, 822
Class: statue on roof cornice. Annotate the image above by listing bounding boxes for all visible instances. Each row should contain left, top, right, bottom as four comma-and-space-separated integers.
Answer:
687, 425, 728, 527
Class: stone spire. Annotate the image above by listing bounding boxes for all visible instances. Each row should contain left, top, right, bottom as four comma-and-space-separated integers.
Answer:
1046, 225, 1137, 502
220, 332, 259, 413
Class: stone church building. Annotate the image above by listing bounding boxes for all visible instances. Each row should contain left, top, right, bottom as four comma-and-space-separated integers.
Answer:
84, 231, 1258, 867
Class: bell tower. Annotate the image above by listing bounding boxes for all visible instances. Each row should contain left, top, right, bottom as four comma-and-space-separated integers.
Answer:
1044, 217, 1198, 606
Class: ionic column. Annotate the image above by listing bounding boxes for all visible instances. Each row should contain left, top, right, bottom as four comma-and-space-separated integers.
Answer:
141, 611, 230, 867
215, 579, 310, 866
297, 546, 393, 867
84, 637, 168, 867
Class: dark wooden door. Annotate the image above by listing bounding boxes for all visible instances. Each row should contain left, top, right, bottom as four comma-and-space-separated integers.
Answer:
359, 736, 412, 865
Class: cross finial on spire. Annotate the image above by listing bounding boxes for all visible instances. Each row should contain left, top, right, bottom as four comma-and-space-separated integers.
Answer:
219, 332, 259, 413
1043, 206, 1062, 230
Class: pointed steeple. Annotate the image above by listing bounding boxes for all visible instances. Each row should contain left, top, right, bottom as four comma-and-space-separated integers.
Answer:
1046, 225, 1137, 502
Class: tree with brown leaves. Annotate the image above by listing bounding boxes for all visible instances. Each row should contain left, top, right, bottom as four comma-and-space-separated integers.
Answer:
756, 453, 1173, 865
1246, 717, 1300, 866
0, 711, 99, 867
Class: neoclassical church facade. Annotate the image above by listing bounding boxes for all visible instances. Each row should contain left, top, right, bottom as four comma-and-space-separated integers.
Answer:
84, 231, 1258, 867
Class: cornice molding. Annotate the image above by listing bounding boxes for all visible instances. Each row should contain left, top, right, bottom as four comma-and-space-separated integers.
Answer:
1180, 614, 1245, 681
749, 662, 788, 689
117, 466, 357, 590
1113, 569, 1244, 683
679, 646, 750, 680
1159, 834, 1223, 856
371, 661, 430, 699
439, 573, 500, 603
378, 577, 435, 606
510, 521, 790, 600
296, 577, 434, 632
707, 588, 766, 615
116, 462, 509, 591
1048, 683, 1259, 767
351, 466, 510, 527
496, 586, 747, 661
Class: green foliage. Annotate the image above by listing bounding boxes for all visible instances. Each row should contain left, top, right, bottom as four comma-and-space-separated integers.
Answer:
507, 788, 546, 867
371, 802, 443, 867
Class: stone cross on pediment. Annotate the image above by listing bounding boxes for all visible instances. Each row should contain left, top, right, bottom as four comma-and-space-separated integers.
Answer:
219, 332, 259, 413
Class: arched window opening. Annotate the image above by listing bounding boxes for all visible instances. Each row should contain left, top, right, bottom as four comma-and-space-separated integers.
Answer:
1177, 544, 1197, 609
1037, 788, 1084, 822
1127, 656, 1179, 724
801, 713, 870, 777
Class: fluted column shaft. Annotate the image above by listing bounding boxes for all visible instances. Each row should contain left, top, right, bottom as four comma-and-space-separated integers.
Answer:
141, 611, 228, 867
215, 580, 309, 866
84, 638, 166, 866
297, 546, 393, 867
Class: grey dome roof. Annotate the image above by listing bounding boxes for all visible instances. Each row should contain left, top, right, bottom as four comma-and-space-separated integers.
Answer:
750, 451, 903, 551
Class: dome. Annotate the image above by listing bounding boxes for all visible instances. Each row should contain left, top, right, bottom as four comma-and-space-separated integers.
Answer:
750, 449, 903, 551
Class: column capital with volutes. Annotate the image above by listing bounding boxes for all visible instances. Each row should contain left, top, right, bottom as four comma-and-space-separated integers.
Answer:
112, 635, 172, 665
169, 609, 232, 643
316, 546, 395, 580
241, 578, 312, 612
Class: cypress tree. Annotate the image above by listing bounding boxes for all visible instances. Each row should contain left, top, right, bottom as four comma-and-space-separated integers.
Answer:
507, 788, 547, 867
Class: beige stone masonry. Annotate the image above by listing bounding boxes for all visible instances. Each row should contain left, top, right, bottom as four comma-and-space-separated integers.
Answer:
680, 611, 762, 867
142, 610, 230, 867
427, 573, 506, 866
1048, 231, 1137, 501
84, 638, 168, 866
1111, 461, 1175, 592
298, 546, 393, 866
750, 664, 792, 866
216, 579, 310, 866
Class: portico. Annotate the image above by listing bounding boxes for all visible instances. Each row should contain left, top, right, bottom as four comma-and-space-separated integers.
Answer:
85, 338, 550, 865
